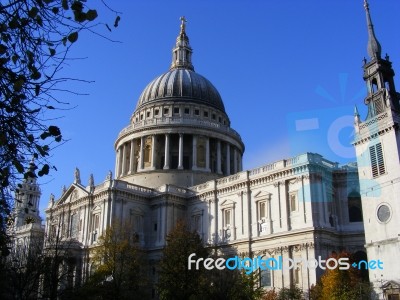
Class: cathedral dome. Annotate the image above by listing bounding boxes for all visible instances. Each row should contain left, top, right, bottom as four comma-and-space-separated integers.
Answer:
136, 69, 226, 113
115, 17, 244, 188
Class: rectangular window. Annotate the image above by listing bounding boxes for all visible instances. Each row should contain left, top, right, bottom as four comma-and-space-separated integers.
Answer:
259, 202, 266, 219
260, 268, 272, 287
192, 215, 201, 233
370, 143, 385, 178
184, 108, 190, 114
94, 214, 100, 230
146, 111, 150, 118
173, 107, 180, 114
164, 108, 169, 115
290, 194, 297, 212
212, 113, 216, 120
154, 109, 159, 116
194, 109, 200, 116
224, 209, 231, 227
203, 111, 209, 117
70, 214, 78, 238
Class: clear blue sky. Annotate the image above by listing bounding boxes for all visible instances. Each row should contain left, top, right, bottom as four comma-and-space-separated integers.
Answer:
38, 0, 400, 215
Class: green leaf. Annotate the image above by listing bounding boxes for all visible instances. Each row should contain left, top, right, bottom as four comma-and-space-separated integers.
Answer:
13, 78, 25, 92
62, 0, 69, 10
74, 11, 86, 22
0, 44, 7, 55
48, 125, 61, 136
40, 132, 51, 140
31, 71, 41, 80
86, 10, 98, 21
28, 7, 39, 19
38, 164, 50, 176
12, 55, 19, 63
114, 16, 121, 28
68, 32, 78, 43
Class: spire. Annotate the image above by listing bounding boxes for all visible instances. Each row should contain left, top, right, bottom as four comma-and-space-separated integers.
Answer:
354, 105, 360, 116
364, 0, 381, 59
170, 16, 194, 71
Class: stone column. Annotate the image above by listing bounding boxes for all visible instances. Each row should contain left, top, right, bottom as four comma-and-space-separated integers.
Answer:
129, 139, 135, 174
115, 148, 120, 178
139, 136, 144, 171
163, 134, 170, 169
217, 140, 222, 174
233, 147, 238, 174
205, 137, 210, 172
150, 135, 156, 170
178, 133, 184, 170
192, 135, 197, 170
226, 143, 231, 175
121, 143, 126, 176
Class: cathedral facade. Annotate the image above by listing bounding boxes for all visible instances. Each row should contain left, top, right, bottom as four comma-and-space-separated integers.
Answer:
12, 2, 397, 299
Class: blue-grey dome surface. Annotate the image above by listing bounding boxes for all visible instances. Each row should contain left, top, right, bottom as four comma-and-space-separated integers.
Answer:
136, 69, 226, 113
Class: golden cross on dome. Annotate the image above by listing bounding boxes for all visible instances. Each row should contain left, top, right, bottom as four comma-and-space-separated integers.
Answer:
180, 16, 187, 34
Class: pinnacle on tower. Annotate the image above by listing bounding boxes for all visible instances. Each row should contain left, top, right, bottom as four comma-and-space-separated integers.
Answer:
364, 0, 382, 60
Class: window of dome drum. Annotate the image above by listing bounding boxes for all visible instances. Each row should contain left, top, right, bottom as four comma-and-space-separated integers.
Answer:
173, 107, 179, 114
164, 108, 169, 115
194, 109, 199, 115
155, 109, 159, 115
184, 108, 190, 114
203, 111, 208, 117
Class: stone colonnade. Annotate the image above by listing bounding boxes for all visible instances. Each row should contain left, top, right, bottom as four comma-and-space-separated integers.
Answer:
116, 133, 242, 177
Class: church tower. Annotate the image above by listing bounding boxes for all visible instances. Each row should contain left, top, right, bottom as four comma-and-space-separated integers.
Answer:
13, 160, 42, 227
353, 1, 400, 297
11, 159, 44, 253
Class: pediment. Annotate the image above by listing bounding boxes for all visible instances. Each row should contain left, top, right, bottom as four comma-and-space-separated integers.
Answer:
220, 199, 235, 208
253, 190, 271, 199
190, 206, 203, 215
55, 184, 89, 206
382, 280, 400, 289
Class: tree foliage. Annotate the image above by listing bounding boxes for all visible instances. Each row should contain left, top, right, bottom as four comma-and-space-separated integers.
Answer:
157, 221, 209, 300
0, 0, 120, 256
157, 221, 264, 300
310, 251, 371, 300
77, 220, 149, 300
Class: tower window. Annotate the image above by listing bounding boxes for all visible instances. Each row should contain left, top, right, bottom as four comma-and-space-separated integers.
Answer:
154, 109, 159, 116
173, 107, 180, 114
369, 143, 385, 178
